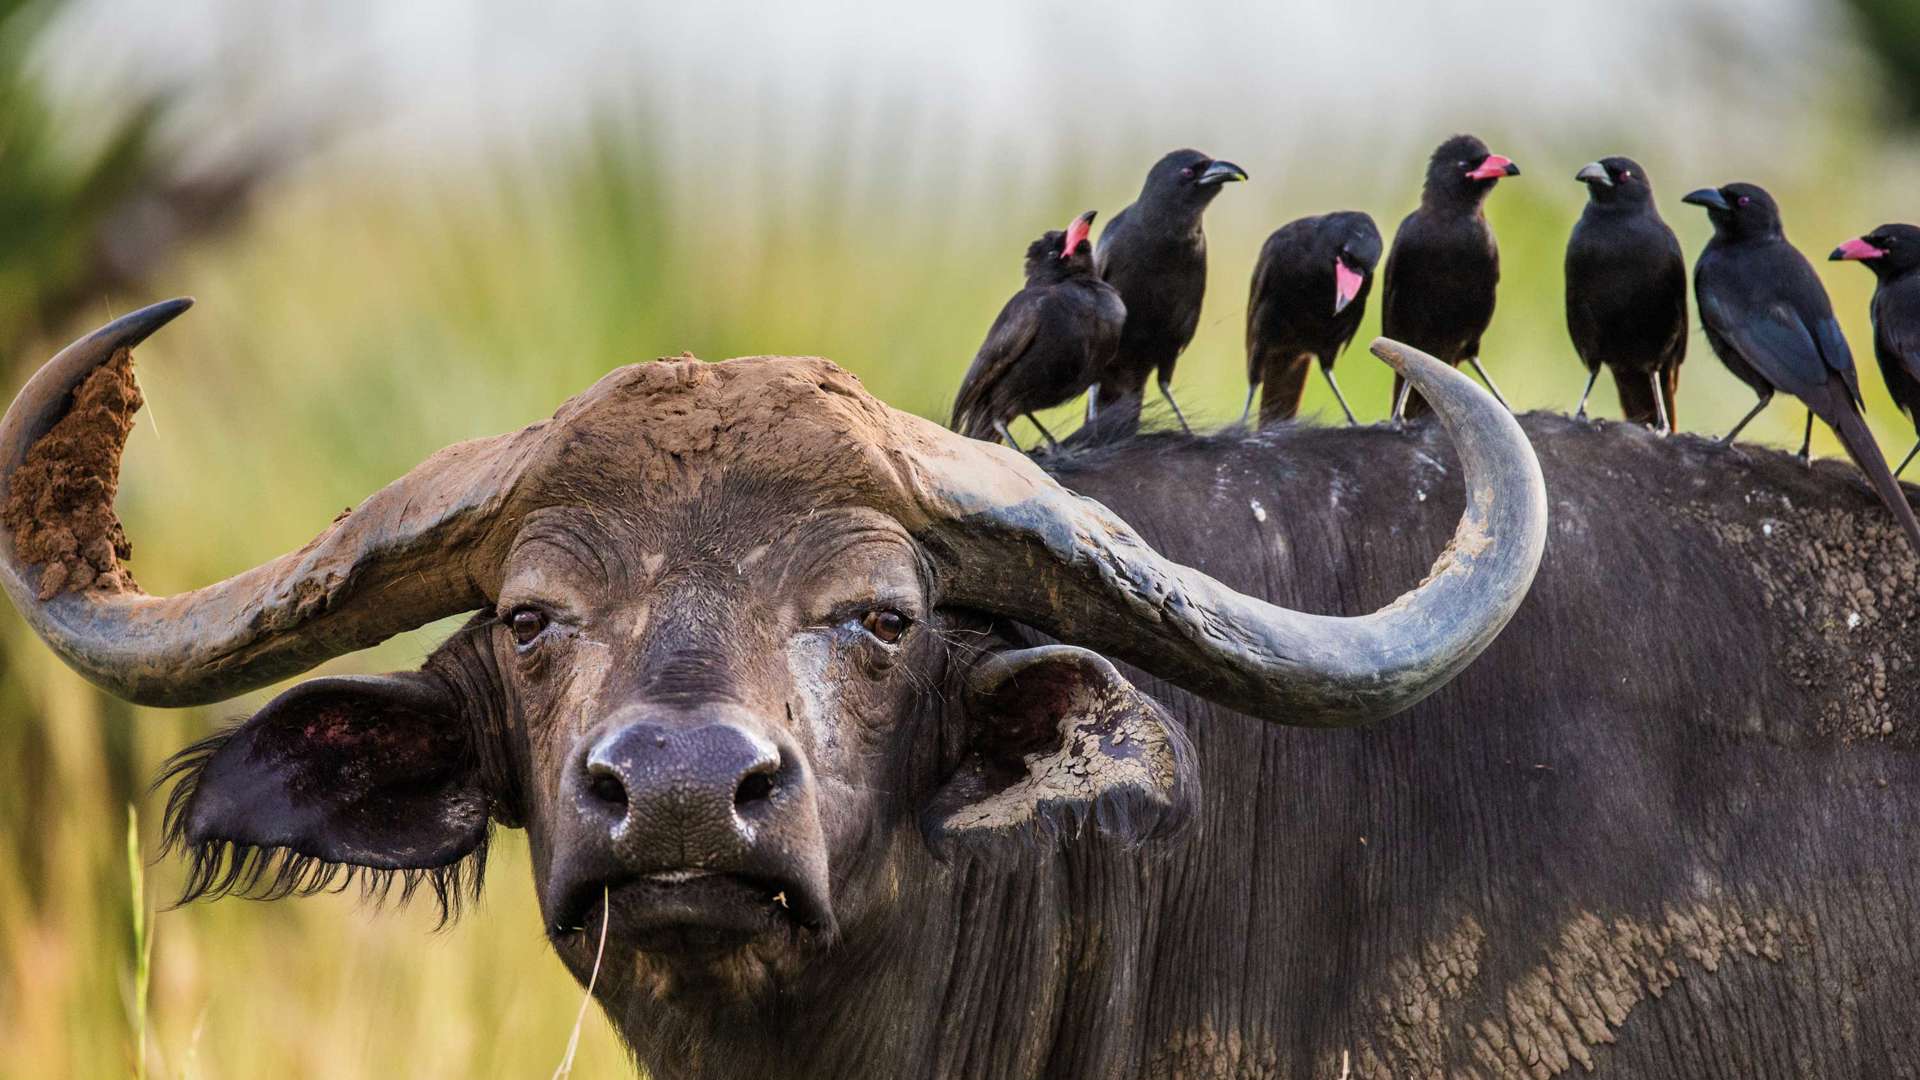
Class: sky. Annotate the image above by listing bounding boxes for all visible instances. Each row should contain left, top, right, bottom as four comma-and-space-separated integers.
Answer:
35, 0, 1856, 179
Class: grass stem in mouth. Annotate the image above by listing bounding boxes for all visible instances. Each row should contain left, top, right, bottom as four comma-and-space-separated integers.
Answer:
551, 885, 610, 1080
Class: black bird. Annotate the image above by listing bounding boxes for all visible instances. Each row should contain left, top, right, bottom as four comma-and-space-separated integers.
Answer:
1832, 224, 1920, 478
1684, 182, 1920, 552
1383, 133, 1520, 421
1243, 210, 1381, 426
1565, 157, 1688, 432
1089, 148, 1247, 436
951, 210, 1124, 451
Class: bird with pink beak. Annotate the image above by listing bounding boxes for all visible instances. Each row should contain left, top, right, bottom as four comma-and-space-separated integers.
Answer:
1244, 210, 1381, 426
950, 210, 1125, 451
1465, 153, 1521, 182
1831, 223, 1920, 476
1381, 133, 1521, 421
1060, 209, 1096, 260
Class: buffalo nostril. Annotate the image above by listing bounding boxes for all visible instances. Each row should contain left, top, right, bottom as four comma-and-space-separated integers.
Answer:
734, 766, 777, 808
585, 765, 629, 813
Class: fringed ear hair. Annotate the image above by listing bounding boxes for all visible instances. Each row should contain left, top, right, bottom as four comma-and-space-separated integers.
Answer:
155, 673, 494, 925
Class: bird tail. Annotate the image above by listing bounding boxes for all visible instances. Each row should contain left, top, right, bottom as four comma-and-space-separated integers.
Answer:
1611, 368, 1665, 429
1250, 352, 1311, 425
1832, 405, 1920, 556
949, 386, 990, 440
951, 406, 996, 442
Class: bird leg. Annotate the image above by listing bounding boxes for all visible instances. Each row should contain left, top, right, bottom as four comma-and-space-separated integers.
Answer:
1159, 373, 1194, 435
1573, 368, 1599, 422
1650, 370, 1671, 436
1026, 413, 1061, 452
1796, 409, 1814, 467
994, 419, 1025, 453
1390, 378, 1413, 428
1464, 357, 1511, 410
1719, 391, 1773, 446
1898, 438, 1920, 479
1240, 381, 1258, 428
1321, 364, 1359, 426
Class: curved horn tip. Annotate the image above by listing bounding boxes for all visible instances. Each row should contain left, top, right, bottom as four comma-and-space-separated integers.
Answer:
95, 297, 195, 351
1367, 336, 1438, 376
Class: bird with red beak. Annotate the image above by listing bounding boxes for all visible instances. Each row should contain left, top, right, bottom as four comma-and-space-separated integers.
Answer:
1381, 133, 1521, 421
1060, 209, 1095, 261
951, 210, 1125, 451
1831, 223, 1920, 477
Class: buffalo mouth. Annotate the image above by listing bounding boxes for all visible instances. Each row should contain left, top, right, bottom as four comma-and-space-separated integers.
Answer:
551, 870, 827, 955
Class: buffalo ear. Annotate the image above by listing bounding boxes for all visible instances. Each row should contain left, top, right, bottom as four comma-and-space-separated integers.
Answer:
161, 671, 491, 913
925, 645, 1197, 853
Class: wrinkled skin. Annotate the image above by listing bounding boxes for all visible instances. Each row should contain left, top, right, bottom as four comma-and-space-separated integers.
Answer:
176, 414, 1920, 1080
12, 307, 1916, 1076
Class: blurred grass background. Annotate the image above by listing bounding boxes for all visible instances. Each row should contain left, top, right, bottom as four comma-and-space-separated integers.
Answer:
3, 0, 1920, 1076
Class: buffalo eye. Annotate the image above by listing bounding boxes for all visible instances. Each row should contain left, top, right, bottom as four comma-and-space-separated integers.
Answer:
508, 606, 549, 647
861, 609, 909, 644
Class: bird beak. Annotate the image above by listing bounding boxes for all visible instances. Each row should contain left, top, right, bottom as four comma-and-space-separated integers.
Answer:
1682, 187, 1731, 211
1574, 162, 1612, 187
1196, 160, 1249, 186
1062, 210, 1096, 259
1333, 258, 1365, 315
1830, 237, 1887, 262
1465, 154, 1519, 180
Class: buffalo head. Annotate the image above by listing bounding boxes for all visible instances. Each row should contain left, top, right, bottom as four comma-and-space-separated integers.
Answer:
0, 300, 1545, 1009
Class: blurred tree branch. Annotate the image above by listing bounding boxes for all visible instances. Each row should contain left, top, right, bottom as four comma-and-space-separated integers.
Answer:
1839, 0, 1920, 128
0, 0, 297, 361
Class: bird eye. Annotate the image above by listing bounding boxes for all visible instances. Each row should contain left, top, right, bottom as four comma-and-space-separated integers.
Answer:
508, 606, 549, 647
1736, 195, 1751, 207
1619, 170, 1633, 180
1180, 166, 1195, 179
860, 609, 909, 645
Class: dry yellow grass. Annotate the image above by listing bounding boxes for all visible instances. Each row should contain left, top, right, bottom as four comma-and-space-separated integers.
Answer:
3, 113, 1918, 1078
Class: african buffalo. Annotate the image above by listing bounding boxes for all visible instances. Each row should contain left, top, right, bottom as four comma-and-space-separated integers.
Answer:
4, 299, 1917, 1077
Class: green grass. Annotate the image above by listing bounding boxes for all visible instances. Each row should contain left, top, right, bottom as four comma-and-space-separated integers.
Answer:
2, 100, 1919, 1078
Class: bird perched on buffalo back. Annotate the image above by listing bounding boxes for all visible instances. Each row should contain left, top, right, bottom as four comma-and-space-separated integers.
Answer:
951, 210, 1123, 451
1243, 210, 1381, 427
1565, 156, 1688, 432
1382, 133, 1520, 421
1684, 182, 1920, 553
1831, 223, 1920, 479
1085, 148, 1247, 437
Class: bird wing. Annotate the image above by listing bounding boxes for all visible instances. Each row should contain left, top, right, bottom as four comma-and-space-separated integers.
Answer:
1378, 212, 1417, 338
1244, 235, 1284, 380
1809, 308, 1863, 408
1874, 284, 1920, 416
1878, 286, 1920, 380
1697, 284, 1851, 412
1656, 230, 1690, 365
950, 288, 1044, 430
